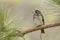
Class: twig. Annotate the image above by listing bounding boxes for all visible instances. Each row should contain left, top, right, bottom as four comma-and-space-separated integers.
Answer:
21, 23, 60, 35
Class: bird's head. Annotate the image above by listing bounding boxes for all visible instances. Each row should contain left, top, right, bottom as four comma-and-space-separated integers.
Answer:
35, 10, 42, 16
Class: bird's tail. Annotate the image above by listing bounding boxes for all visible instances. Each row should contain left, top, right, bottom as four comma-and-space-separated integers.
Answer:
40, 29, 45, 40
41, 29, 45, 34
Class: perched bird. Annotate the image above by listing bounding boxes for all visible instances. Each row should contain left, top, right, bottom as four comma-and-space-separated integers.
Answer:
33, 10, 45, 33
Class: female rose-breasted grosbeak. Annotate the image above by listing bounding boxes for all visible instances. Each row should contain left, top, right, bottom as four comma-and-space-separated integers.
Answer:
33, 10, 45, 33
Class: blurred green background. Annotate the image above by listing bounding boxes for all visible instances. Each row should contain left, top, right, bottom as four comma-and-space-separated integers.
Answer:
0, 0, 60, 40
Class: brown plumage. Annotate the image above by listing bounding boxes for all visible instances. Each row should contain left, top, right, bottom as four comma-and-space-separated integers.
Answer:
33, 10, 45, 33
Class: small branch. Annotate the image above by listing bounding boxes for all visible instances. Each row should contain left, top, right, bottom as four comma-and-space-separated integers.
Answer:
21, 23, 60, 35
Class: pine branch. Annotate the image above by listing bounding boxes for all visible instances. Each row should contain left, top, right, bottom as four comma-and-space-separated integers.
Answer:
21, 23, 60, 35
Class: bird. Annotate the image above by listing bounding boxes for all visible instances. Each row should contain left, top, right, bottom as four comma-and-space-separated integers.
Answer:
33, 10, 45, 34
